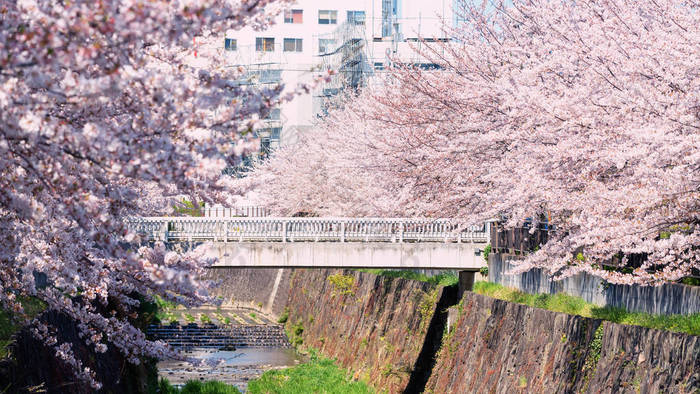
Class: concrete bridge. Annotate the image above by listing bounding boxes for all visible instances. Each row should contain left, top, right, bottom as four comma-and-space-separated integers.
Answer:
127, 217, 489, 271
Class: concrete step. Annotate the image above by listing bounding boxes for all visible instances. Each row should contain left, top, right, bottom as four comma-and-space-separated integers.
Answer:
147, 323, 291, 349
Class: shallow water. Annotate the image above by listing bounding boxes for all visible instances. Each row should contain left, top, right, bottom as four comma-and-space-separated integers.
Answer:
158, 347, 303, 392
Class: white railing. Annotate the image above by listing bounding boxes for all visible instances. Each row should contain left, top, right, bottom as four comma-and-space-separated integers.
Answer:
126, 217, 489, 243
202, 206, 269, 218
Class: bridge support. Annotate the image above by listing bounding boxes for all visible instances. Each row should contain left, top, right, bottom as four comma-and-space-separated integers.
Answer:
458, 270, 476, 300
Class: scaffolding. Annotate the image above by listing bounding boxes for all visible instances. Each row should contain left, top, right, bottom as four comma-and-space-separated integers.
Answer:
314, 22, 375, 115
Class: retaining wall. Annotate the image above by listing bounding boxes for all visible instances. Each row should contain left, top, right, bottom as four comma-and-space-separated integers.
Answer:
200, 268, 290, 316
489, 253, 700, 315
283, 269, 449, 393
285, 269, 699, 393
425, 291, 699, 393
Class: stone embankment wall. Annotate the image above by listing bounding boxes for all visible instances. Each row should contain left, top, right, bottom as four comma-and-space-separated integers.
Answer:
201, 268, 290, 316
425, 291, 699, 393
283, 269, 452, 393
285, 270, 699, 394
489, 253, 700, 315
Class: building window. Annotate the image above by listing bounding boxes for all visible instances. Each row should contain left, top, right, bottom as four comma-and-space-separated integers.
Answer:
284, 9, 303, 23
255, 37, 275, 52
382, 0, 395, 37
258, 127, 282, 141
258, 69, 282, 83
283, 38, 303, 52
318, 39, 336, 54
224, 38, 237, 51
347, 11, 365, 25
318, 10, 337, 24
262, 69, 281, 83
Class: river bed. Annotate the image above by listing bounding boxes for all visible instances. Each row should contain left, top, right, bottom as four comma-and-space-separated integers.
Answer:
158, 347, 303, 392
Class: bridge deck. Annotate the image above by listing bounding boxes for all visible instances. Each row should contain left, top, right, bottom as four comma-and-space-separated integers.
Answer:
204, 242, 487, 270
127, 217, 489, 244
127, 217, 489, 270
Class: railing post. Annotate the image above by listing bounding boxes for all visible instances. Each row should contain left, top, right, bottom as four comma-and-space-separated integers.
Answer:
188, 219, 193, 243
340, 221, 345, 242
161, 221, 168, 242
282, 220, 287, 243
399, 221, 404, 243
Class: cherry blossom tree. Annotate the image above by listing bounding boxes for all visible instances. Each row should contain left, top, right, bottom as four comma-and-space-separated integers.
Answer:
248, 0, 699, 285
0, 0, 306, 387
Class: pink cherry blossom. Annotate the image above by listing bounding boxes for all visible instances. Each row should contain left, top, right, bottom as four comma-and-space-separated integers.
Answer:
0, 0, 301, 387
247, 0, 699, 287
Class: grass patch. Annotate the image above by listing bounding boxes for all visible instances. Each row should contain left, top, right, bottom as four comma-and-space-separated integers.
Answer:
357, 269, 458, 287
156, 378, 241, 393
472, 281, 700, 336
278, 307, 289, 324
247, 351, 373, 394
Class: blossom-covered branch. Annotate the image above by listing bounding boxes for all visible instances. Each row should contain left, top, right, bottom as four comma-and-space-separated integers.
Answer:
247, 0, 699, 286
0, 0, 297, 387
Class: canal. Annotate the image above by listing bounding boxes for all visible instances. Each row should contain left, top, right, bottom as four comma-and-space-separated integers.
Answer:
148, 306, 301, 392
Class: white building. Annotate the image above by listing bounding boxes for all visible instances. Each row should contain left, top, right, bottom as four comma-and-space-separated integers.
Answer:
217, 0, 456, 164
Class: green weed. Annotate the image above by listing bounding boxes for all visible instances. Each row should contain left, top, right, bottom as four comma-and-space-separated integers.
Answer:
247, 352, 374, 394
156, 378, 241, 393
327, 274, 356, 296
357, 269, 458, 287
472, 281, 700, 336
483, 244, 491, 262
418, 288, 439, 333
278, 307, 289, 324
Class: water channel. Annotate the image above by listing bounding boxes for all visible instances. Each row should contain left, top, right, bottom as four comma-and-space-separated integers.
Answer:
150, 307, 300, 392
158, 348, 303, 391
